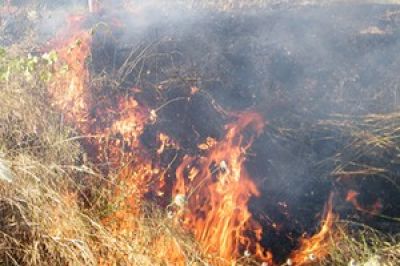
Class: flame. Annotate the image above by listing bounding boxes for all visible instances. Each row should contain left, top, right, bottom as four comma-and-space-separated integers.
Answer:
152, 236, 186, 266
46, 11, 343, 265
346, 190, 382, 215
94, 95, 149, 166
101, 162, 155, 232
290, 194, 336, 265
173, 112, 272, 264
47, 14, 152, 240
49, 29, 92, 132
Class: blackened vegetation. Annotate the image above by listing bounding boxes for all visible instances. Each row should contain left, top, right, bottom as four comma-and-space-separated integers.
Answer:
86, 3, 400, 263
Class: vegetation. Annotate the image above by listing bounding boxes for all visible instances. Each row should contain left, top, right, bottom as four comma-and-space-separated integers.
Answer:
323, 222, 400, 265
0, 47, 209, 265
1, 1, 400, 266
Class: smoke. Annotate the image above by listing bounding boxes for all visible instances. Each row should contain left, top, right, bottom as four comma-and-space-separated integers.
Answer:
86, 2, 400, 260
3, 0, 400, 262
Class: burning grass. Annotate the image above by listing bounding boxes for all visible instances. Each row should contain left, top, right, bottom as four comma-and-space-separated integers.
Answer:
0, 47, 208, 266
1, 1, 400, 265
0, 156, 209, 265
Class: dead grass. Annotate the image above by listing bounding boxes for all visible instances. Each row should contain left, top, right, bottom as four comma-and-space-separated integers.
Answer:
0, 44, 210, 266
0, 2, 400, 265
0, 156, 95, 265
322, 222, 400, 266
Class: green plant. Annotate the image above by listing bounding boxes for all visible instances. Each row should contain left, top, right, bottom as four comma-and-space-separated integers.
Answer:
0, 47, 58, 82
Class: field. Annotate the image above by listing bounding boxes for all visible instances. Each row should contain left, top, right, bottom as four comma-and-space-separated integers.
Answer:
1, 1, 400, 265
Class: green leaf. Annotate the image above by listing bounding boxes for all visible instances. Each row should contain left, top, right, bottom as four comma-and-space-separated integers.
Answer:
0, 47, 5, 58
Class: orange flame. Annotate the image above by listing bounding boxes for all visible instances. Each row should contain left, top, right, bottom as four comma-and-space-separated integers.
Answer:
48, 15, 152, 236
49, 29, 92, 132
173, 112, 272, 264
47, 13, 341, 265
346, 190, 382, 215
290, 194, 336, 265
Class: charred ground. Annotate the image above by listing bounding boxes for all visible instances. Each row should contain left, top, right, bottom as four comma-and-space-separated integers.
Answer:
1, 1, 400, 265
80, 2, 400, 263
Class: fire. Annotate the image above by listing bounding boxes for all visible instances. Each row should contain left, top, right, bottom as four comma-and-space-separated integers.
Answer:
290, 194, 336, 265
46, 9, 343, 266
94, 95, 149, 166
47, 12, 153, 239
49, 27, 92, 132
101, 162, 155, 232
173, 112, 273, 264
346, 190, 382, 215
152, 236, 186, 266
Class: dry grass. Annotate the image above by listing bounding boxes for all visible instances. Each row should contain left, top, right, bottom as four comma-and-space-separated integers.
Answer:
322, 222, 400, 266
0, 49, 95, 265
1, 1, 400, 265
0, 156, 95, 265
315, 113, 400, 189
0, 44, 210, 266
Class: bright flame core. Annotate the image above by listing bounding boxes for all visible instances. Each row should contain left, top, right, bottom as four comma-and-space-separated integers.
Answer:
173, 112, 273, 264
